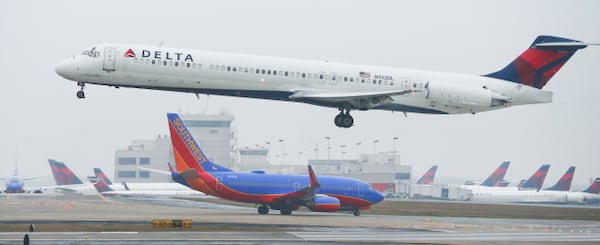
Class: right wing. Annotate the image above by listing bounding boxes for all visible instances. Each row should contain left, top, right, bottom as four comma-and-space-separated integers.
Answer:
289, 89, 417, 110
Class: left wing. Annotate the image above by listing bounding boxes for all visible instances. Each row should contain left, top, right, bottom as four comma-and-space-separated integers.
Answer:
271, 165, 320, 204
289, 89, 417, 110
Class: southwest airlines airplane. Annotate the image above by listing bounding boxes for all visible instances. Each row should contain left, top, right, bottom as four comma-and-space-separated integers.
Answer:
55, 36, 595, 127
167, 113, 384, 216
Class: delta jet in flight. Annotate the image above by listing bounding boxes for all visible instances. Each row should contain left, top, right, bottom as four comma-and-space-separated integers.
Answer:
55, 36, 595, 127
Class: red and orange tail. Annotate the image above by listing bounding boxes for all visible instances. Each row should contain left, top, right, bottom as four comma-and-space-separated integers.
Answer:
167, 113, 232, 173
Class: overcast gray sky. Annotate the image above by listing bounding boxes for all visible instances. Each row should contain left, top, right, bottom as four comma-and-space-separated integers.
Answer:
1, 0, 599, 189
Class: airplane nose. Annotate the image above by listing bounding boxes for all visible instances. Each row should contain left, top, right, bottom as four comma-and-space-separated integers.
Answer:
371, 191, 385, 204
55, 58, 77, 80
55, 60, 68, 78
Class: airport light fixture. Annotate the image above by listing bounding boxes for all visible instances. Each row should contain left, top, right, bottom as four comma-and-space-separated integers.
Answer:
278, 139, 284, 165
393, 137, 399, 165
373, 140, 379, 155
325, 137, 331, 165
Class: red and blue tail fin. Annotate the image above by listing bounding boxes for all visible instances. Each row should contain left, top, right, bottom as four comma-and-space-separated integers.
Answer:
416, 165, 438, 185
167, 113, 233, 173
484, 35, 587, 89
92, 176, 114, 193
481, 161, 510, 187
544, 166, 575, 191
582, 177, 600, 194
520, 164, 550, 191
48, 159, 83, 185
93, 168, 113, 185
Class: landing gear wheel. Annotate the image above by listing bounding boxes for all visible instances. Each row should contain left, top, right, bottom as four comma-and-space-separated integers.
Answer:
334, 109, 354, 128
76, 90, 85, 99
280, 207, 292, 215
258, 205, 269, 215
76, 81, 86, 99
353, 210, 361, 216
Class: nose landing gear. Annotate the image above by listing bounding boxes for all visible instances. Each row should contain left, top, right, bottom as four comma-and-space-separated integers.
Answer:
76, 82, 86, 99
334, 109, 354, 128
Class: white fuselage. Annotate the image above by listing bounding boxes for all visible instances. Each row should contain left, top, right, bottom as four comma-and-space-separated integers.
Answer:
100, 182, 203, 196
55, 44, 553, 115
464, 185, 600, 205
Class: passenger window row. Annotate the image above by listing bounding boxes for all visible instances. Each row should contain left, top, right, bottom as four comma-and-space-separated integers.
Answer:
132, 58, 394, 86
133, 58, 202, 70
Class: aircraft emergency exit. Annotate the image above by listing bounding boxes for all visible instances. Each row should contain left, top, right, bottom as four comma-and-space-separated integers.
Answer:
55, 36, 596, 128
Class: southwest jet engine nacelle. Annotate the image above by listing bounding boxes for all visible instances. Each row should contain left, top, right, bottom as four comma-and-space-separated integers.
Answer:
309, 195, 340, 212
425, 81, 511, 112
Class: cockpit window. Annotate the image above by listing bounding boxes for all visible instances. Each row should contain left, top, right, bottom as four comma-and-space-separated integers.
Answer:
81, 47, 100, 58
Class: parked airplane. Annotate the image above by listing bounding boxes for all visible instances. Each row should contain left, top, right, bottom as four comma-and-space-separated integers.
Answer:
415, 165, 438, 185
469, 177, 600, 205
464, 161, 510, 187
1, 160, 94, 194
167, 113, 384, 215
518, 164, 550, 191
544, 166, 575, 191
91, 168, 200, 196
47, 159, 96, 194
1, 166, 44, 193
55, 36, 596, 128
463, 164, 550, 192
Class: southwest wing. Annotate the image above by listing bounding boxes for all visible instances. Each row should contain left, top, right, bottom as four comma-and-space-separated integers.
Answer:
270, 165, 321, 204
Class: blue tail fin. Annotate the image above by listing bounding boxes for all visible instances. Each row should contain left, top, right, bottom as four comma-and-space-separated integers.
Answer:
416, 165, 438, 185
93, 168, 113, 185
484, 35, 587, 89
48, 159, 83, 185
544, 166, 575, 191
583, 178, 600, 194
520, 164, 550, 191
481, 161, 510, 187
92, 175, 114, 193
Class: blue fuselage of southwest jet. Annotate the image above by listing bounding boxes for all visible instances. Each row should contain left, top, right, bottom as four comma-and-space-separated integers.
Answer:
4, 176, 25, 193
207, 171, 383, 210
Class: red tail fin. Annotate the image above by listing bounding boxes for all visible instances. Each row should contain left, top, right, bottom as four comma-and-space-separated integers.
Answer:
485, 35, 587, 89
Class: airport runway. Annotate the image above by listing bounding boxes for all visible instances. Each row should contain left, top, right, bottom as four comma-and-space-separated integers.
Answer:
1, 194, 599, 244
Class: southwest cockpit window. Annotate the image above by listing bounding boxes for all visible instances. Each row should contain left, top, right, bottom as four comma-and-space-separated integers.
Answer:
81, 47, 99, 58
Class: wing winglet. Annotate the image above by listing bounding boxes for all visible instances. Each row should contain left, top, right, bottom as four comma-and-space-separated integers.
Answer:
308, 165, 320, 188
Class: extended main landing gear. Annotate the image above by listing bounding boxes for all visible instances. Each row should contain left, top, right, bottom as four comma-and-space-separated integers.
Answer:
258, 205, 269, 215
76, 81, 86, 99
334, 109, 354, 128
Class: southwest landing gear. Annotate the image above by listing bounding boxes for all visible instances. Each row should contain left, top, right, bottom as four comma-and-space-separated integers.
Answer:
258, 205, 269, 215
334, 109, 354, 128
76, 81, 86, 99
353, 209, 361, 216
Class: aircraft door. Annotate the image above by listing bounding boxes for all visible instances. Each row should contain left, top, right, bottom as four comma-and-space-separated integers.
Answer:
357, 183, 364, 197
294, 182, 300, 191
103, 47, 116, 71
216, 176, 223, 192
